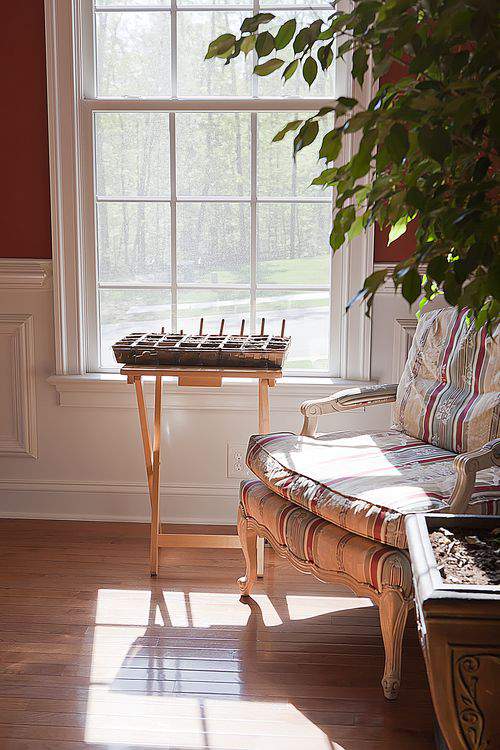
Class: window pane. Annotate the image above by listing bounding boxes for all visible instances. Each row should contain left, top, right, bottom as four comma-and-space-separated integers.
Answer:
99, 289, 171, 367
257, 12, 335, 98
96, 12, 171, 97
95, 113, 170, 198
257, 112, 333, 198
97, 202, 170, 283
177, 289, 250, 336
177, 202, 250, 284
177, 12, 252, 97
257, 203, 331, 285
176, 113, 250, 197
257, 290, 329, 370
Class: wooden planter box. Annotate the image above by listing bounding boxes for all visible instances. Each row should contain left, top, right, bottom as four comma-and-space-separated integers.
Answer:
405, 513, 500, 750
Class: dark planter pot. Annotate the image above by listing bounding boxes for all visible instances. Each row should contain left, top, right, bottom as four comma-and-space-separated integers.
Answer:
405, 513, 500, 750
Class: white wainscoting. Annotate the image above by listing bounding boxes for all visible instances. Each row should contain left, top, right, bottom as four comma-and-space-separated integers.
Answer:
0, 258, 445, 523
0, 313, 37, 457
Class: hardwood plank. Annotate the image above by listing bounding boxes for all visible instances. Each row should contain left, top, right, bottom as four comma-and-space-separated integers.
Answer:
0, 518, 434, 750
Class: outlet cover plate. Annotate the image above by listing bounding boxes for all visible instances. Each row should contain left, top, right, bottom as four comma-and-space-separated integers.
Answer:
227, 443, 252, 479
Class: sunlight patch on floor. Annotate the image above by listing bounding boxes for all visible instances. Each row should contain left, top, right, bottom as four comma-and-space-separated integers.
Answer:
85, 589, 359, 747
84, 692, 338, 748
286, 594, 373, 619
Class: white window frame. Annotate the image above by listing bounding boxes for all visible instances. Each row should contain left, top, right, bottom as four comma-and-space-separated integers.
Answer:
45, 0, 374, 382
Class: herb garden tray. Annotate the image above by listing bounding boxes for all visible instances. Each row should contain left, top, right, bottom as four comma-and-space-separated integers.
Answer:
113, 331, 291, 370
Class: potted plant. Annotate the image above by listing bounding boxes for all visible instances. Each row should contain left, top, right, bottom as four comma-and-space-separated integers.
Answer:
206, 0, 499, 328
405, 513, 499, 750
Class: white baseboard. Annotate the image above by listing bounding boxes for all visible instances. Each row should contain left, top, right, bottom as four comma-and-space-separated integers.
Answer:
0, 480, 240, 524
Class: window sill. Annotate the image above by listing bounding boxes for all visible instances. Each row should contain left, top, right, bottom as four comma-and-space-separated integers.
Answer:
47, 373, 377, 411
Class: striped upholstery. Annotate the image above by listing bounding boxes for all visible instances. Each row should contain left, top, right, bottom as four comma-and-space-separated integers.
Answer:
393, 308, 500, 453
241, 480, 412, 596
246, 429, 499, 549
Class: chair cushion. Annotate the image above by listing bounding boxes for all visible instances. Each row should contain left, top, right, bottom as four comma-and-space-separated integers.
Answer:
246, 429, 499, 549
393, 308, 500, 453
240, 480, 412, 597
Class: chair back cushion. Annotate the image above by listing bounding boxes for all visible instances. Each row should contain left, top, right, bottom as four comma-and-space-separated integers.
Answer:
393, 308, 499, 453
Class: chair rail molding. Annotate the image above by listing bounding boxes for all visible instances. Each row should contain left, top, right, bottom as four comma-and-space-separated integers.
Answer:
0, 314, 38, 458
392, 317, 418, 382
0, 260, 52, 290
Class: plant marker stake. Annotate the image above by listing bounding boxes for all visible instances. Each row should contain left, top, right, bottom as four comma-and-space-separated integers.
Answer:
219, 319, 225, 336
260, 317, 266, 335
280, 319, 286, 337
240, 319, 245, 336
199, 318, 204, 335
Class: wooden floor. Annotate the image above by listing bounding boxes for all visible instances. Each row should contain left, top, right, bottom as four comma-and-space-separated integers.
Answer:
0, 519, 435, 750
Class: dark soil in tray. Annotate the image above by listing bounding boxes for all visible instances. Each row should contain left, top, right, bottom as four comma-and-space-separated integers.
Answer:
430, 527, 500, 586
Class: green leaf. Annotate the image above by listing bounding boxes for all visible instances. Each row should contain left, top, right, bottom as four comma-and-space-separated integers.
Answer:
254, 58, 284, 76
388, 216, 411, 244
293, 120, 319, 154
293, 28, 310, 54
282, 59, 299, 81
386, 123, 409, 163
402, 269, 422, 305
255, 31, 275, 58
272, 119, 303, 142
275, 19, 296, 50
427, 256, 448, 284
319, 130, 342, 162
406, 187, 426, 211
240, 35, 256, 56
205, 34, 236, 60
418, 126, 452, 162
311, 167, 338, 186
318, 44, 334, 71
352, 47, 368, 85
241, 13, 275, 34
303, 56, 318, 86
337, 97, 358, 109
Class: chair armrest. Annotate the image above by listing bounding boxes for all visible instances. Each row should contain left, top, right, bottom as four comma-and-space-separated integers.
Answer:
448, 438, 500, 513
300, 383, 398, 437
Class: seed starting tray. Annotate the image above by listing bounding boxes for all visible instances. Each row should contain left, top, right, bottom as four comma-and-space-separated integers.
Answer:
113, 332, 291, 369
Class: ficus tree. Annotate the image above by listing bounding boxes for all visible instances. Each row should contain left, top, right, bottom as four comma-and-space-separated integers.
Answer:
206, 0, 499, 327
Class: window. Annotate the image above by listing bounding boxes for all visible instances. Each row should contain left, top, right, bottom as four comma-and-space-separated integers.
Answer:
79, 0, 344, 374
47, 1, 372, 381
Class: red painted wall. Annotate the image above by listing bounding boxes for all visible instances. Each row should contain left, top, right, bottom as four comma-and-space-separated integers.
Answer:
1, 3, 51, 259
373, 63, 415, 264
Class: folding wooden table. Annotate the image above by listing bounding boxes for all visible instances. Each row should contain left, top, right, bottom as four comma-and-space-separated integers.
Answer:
122, 364, 281, 577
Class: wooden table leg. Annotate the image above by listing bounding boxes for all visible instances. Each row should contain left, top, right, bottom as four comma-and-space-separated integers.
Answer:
134, 377, 153, 501
150, 375, 163, 577
256, 378, 271, 578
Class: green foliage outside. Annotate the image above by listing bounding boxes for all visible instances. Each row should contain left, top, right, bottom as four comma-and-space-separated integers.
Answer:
207, 0, 500, 327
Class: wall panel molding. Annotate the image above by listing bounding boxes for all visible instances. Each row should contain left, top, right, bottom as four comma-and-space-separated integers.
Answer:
0, 480, 238, 523
392, 317, 418, 381
0, 314, 38, 457
0, 259, 52, 290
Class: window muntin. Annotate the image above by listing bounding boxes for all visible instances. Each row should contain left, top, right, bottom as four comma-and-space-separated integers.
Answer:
88, 2, 336, 373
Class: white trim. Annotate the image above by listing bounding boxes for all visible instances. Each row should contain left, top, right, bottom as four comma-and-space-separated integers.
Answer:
45, 0, 85, 374
47, 372, 375, 409
0, 480, 238, 524
0, 314, 38, 458
0, 260, 52, 290
392, 318, 417, 382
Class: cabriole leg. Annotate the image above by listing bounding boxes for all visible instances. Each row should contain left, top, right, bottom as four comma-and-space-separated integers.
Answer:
379, 587, 410, 700
237, 505, 258, 597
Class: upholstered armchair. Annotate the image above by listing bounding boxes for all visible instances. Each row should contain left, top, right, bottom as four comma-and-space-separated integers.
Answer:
237, 308, 500, 700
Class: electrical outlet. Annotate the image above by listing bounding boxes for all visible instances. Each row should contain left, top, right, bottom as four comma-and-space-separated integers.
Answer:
227, 443, 252, 479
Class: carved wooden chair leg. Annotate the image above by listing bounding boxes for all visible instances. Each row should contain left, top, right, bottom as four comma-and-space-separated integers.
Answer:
379, 587, 410, 700
237, 506, 258, 597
